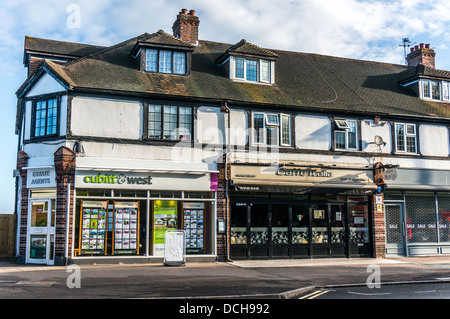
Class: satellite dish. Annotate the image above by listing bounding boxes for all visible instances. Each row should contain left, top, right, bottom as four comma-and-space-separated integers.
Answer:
374, 135, 386, 146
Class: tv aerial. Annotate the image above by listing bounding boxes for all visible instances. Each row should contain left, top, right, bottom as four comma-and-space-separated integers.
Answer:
393, 38, 416, 65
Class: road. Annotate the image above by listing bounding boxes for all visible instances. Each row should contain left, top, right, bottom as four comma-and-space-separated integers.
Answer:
298, 282, 450, 299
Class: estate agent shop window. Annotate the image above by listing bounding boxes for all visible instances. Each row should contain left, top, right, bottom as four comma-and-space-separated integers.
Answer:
73, 188, 215, 258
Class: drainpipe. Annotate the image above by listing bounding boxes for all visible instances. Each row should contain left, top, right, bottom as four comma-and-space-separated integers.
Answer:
222, 102, 232, 262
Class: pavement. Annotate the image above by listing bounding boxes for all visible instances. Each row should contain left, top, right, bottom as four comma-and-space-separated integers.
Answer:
1, 256, 450, 299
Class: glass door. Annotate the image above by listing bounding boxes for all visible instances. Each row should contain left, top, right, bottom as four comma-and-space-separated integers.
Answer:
311, 204, 330, 257
28, 199, 55, 265
330, 204, 347, 257
249, 203, 269, 259
271, 204, 289, 258
385, 203, 406, 256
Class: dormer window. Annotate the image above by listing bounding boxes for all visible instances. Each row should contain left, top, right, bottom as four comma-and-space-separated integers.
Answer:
216, 39, 278, 85
131, 30, 194, 76
422, 79, 440, 100
231, 57, 274, 84
145, 49, 187, 75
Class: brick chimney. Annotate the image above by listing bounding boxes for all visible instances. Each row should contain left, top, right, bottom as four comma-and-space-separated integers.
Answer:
406, 43, 435, 69
172, 9, 200, 45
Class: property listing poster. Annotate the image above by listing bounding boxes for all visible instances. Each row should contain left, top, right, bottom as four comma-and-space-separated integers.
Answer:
183, 202, 205, 253
153, 200, 177, 256
113, 201, 139, 254
79, 200, 108, 255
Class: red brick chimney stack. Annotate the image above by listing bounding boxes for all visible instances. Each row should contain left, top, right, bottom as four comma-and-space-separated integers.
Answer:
406, 43, 435, 69
172, 8, 200, 45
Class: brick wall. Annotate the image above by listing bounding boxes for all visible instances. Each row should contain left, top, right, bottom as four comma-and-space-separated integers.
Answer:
372, 193, 386, 258
54, 146, 76, 265
172, 9, 200, 45
216, 162, 228, 261
17, 151, 29, 258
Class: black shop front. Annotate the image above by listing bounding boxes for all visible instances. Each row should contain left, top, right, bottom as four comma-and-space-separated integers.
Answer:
229, 164, 376, 260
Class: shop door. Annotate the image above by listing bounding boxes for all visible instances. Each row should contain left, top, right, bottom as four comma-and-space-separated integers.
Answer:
311, 204, 330, 257
28, 199, 56, 265
385, 204, 406, 257
271, 204, 290, 258
249, 204, 270, 259
330, 204, 347, 257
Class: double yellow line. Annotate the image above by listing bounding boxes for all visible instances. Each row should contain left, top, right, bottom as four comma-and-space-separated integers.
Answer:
299, 290, 330, 299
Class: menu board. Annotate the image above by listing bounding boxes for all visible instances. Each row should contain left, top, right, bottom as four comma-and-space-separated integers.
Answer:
79, 201, 108, 255
113, 201, 139, 255
183, 202, 205, 253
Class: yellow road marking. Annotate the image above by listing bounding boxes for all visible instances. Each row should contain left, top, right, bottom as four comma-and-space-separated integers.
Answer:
299, 290, 330, 299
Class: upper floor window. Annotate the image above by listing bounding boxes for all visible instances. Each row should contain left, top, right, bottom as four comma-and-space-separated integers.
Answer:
334, 119, 357, 150
422, 79, 440, 100
395, 123, 416, 153
252, 112, 290, 146
148, 104, 192, 140
442, 81, 450, 101
233, 57, 273, 84
145, 49, 186, 75
31, 98, 59, 138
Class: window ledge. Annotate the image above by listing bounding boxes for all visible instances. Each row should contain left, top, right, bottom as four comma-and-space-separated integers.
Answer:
231, 78, 275, 86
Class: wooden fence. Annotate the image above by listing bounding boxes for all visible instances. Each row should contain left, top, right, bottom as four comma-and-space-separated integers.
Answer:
0, 215, 16, 257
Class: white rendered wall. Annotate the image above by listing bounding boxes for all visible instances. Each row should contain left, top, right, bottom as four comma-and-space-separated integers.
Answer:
70, 96, 143, 139
419, 124, 449, 157
295, 115, 331, 150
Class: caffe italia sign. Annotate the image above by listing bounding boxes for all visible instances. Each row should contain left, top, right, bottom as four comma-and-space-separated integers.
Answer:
230, 164, 375, 189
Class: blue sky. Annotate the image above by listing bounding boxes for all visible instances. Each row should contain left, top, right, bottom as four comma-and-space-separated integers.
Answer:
1, 0, 450, 213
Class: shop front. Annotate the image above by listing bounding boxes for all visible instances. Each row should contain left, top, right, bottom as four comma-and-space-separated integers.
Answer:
24, 167, 57, 265
229, 164, 376, 260
384, 168, 450, 256
71, 159, 218, 263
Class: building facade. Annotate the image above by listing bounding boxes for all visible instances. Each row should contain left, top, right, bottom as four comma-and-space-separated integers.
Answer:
14, 9, 450, 265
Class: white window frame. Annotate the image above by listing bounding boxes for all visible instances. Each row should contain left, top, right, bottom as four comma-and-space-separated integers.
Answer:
421, 79, 441, 100
334, 119, 358, 151
232, 57, 273, 84
251, 112, 291, 146
395, 123, 417, 154
280, 114, 291, 146
259, 60, 270, 83
442, 81, 450, 101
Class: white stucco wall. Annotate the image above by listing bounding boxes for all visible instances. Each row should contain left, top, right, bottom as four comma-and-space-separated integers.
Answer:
295, 115, 331, 150
419, 124, 449, 157
26, 73, 66, 97
70, 96, 143, 139
360, 120, 391, 154
195, 106, 225, 145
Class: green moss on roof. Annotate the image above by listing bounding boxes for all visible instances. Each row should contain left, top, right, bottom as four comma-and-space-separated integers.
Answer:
21, 33, 450, 119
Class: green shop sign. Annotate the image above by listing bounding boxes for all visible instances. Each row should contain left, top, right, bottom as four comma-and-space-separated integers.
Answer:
83, 173, 152, 185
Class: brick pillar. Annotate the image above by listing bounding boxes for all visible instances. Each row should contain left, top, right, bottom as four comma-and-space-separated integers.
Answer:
372, 193, 386, 258
216, 162, 229, 261
17, 151, 29, 263
54, 146, 76, 265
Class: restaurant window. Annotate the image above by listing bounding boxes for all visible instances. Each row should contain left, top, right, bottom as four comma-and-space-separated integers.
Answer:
148, 104, 192, 140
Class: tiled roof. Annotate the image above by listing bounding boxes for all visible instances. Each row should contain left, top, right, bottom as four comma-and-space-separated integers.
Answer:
24, 36, 105, 58
18, 33, 450, 119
